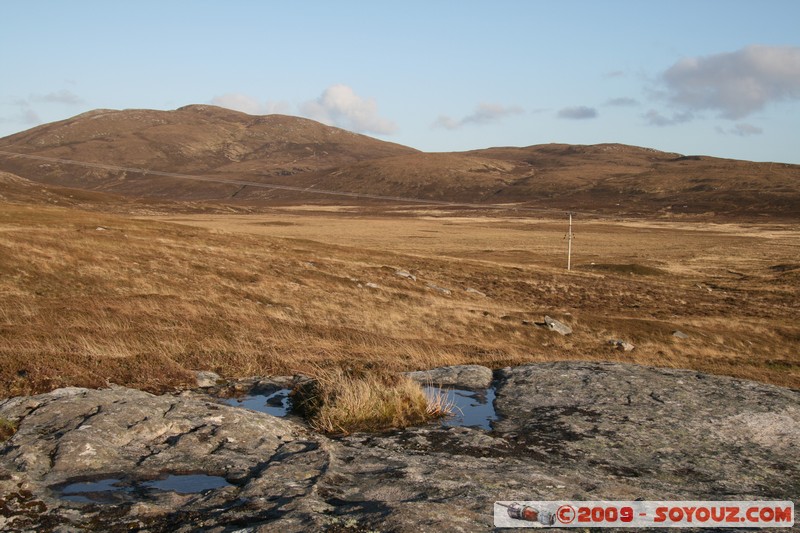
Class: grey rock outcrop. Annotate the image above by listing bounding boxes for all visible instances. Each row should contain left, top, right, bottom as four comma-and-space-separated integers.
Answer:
2, 362, 798, 531
0, 387, 329, 531
492, 362, 799, 500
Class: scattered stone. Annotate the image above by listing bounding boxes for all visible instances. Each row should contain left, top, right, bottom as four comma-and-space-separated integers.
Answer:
395, 269, 416, 281
194, 370, 221, 388
425, 282, 451, 295
405, 365, 494, 389
544, 315, 572, 335
465, 287, 486, 297
364, 282, 380, 289
673, 330, 689, 339
95, 226, 107, 231
608, 339, 635, 351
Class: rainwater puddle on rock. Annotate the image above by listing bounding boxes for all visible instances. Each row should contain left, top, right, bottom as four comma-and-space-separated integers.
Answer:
59, 474, 232, 504
142, 474, 231, 493
60, 478, 127, 503
425, 386, 497, 430
222, 388, 292, 417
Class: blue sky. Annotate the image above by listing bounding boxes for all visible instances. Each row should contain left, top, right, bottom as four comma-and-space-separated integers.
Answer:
2, 1, 799, 163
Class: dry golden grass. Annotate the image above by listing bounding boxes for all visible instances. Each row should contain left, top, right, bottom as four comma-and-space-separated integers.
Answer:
0, 201, 798, 399
293, 368, 452, 434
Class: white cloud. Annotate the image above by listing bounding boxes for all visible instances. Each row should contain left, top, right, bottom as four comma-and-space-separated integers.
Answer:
557, 106, 598, 119
660, 45, 800, 119
300, 84, 396, 134
210, 93, 290, 115
211, 93, 262, 115
433, 103, 524, 130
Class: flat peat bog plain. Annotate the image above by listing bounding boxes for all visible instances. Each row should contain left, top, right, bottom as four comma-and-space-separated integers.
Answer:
1, 201, 798, 398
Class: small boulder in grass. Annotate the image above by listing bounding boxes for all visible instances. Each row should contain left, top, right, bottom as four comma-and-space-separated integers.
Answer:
395, 270, 417, 282
608, 339, 635, 352
544, 316, 572, 335
195, 370, 222, 388
426, 282, 451, 295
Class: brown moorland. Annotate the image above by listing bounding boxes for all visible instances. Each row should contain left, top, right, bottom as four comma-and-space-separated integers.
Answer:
0, 108, 797, 399
0, 192, 797, 398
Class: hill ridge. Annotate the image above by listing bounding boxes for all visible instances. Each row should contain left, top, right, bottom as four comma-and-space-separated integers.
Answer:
0, 106, 798, 218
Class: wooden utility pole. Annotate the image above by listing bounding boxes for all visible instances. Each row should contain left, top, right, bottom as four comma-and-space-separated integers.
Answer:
567, 212, 573, 271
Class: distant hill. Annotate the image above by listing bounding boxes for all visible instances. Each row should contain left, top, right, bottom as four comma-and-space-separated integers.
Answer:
1, 105, 798, 218
0, 105, 417, 200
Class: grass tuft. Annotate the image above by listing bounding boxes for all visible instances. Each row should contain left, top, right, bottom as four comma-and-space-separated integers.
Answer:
0, 417, 17, 442
293, 368, 452, 435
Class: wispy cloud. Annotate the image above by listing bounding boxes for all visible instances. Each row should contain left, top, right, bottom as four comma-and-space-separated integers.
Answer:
731, 123, 763, 136
557, 106, 598, 119
210, 93, 290, 115
606, 97, 639, 107
0, 88, 86, 130
659, 45, 800, 119
643, 109, 694, 127
1, 100, 42, 127
717, 123, 764, 137
30, 89, 84, 105
300, 84, 396, 135
21, 108, 42, 124
433, 103, 524, 130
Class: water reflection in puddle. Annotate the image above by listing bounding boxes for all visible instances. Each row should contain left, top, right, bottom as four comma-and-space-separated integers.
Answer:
222, 388, 292, 417
59, 474, 231, 504
143, 474, 231, 493
60, 478, 126, 503
425, 386, 497, 430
